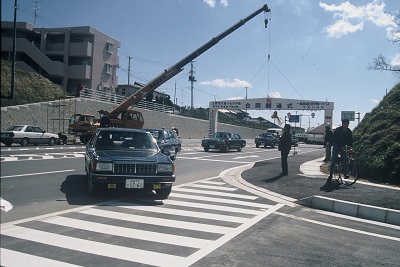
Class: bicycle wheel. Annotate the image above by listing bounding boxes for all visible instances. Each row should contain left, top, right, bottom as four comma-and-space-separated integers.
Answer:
332, 160, 342, 184
342, 158, 359, 185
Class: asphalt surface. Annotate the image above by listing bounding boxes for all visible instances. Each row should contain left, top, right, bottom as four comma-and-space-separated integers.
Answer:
241, 152, 400, 211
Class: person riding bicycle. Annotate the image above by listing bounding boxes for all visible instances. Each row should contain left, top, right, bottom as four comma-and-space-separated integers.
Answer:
326, 118, 353, 184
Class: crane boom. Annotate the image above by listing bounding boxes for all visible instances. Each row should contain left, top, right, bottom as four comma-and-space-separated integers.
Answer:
106, 4, 271, 118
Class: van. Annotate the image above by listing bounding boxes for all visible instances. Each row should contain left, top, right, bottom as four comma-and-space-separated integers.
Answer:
267, 128, 283, 137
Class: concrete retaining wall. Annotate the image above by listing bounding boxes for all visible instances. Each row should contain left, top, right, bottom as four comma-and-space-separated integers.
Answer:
1, 98, 266, 139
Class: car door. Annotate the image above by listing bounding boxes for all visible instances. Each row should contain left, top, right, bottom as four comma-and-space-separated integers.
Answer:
33, 126, 47, 144
24, 126, 37, 143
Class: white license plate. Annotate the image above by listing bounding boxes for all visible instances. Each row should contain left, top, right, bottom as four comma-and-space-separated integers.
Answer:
210, 145, 215, 148
125, 179, 144, 188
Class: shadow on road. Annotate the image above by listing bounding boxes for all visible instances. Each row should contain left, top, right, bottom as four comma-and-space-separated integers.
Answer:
59, 175, 164, 206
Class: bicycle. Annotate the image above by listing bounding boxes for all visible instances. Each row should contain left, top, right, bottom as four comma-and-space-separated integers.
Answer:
332, 145, 359, 185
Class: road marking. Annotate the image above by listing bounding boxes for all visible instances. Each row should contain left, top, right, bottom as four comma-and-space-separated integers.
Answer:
0, 248, 80, 267
276, 212, 400, 242
173, 187, 258, 199
1, 169, 76, 179
1, 177, 282, 266
1, 226, 185, 267
233, 155, 259, 159
40, 216, 210, 248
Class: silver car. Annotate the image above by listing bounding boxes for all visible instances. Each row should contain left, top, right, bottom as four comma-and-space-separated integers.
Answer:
0, 125, 60, 147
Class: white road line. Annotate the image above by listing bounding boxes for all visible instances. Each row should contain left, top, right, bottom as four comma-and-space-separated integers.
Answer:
169, 192, 272, 209
181, 204, 285, 267
1, 169, 76, 179
276, 212, 400, 242
1, 157, 18, 161
79, 208, 233, 234
162, 199, 268, 215
1, 226, 184, 267
40, 216, 210, 249
196, 180, 226, 185
188, 184, 237, 191
0, 248, 81, 267
177, 156, 251, 164
113, 202, 250, 223
173, 187, 258, 199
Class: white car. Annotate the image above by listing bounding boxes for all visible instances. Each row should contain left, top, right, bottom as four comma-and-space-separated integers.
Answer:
0, 125, 60, 147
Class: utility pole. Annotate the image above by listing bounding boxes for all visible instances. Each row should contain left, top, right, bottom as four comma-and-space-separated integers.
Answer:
32, 0, 40, 25
189, 61, 196, 110
127, 56, 131, 86
10, 0, 18, 100
244, 86, 248, 121
173, 82, 177, 114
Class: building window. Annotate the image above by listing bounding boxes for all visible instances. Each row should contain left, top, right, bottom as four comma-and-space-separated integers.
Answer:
105, 63, 113, 75
121, 88, 126, 95
106, 42, 114, 54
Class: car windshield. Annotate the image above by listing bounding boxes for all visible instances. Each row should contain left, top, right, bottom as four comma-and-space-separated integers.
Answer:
6, 125, 24, 131
215, 132, 230, 138
95, 131, 158, 150
146, 130, 163, 140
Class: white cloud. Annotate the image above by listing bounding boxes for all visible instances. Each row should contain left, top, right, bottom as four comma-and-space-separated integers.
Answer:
200, 78, 251, 88
320, 0, 396, 38
370, 98, 382, 104
391, 54, 400, 66
203, 0, 228, 8
267, 91, 281, 98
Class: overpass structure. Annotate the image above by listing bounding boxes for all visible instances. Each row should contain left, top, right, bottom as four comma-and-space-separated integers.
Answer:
208, 97, 334, 136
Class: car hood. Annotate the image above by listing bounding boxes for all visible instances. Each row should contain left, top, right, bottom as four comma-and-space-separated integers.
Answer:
92, 150, 169, 162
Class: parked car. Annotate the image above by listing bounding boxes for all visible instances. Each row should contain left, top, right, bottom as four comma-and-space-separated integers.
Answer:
144, 128, 181, 159
85, 128, 175, 198
201, 132, 246, 152
0, 125, 60, 147
255, 132, 277, 148
291, 135, 299, 147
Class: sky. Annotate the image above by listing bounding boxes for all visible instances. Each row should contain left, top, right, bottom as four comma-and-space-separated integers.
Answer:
2, 0, 399, 130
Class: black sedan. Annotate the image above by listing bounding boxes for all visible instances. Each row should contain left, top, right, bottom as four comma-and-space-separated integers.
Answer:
255, 132, 277, 148
201, 132, 246, 152
144, 128, 181, 159
85, 128, 175, 198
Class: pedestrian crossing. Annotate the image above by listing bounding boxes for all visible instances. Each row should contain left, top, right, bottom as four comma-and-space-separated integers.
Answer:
1, 178, 283, 267
0, 152, 85, 161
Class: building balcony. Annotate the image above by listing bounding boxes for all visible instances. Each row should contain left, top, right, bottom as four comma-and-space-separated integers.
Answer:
69, 42, 93, 57
68, 65, 92, 79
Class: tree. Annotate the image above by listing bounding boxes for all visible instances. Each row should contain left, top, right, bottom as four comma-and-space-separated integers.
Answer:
368, 11, 400, 78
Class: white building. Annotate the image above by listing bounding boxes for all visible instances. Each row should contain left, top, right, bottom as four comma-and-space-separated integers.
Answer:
1, 21, 120, 96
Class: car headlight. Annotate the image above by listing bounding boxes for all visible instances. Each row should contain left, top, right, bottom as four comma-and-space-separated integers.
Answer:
158, 164, 173, 172
95, 162, 113, 171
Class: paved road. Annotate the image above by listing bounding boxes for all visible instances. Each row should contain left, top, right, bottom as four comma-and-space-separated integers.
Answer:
1, 143, 399, 266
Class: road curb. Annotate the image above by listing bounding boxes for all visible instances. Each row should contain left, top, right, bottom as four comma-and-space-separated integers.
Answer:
297, 195, 400, 226
224, 156, 400, 226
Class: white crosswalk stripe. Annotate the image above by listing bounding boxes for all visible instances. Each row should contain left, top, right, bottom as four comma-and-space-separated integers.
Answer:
1, 178, 283, 267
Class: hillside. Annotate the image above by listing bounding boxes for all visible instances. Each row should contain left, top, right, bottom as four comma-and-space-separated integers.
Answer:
353, 83, 400, 184
1, 59, 69, 106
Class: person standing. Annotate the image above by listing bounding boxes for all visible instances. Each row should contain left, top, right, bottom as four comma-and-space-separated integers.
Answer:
323, 125, 334, 162
278, 124, 292, 176
327, 119, 353, 183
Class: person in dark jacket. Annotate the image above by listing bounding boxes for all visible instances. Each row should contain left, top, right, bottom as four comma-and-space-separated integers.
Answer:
323, 125, 334, 162
327, 119, 353, 183
278, 124, 292, 176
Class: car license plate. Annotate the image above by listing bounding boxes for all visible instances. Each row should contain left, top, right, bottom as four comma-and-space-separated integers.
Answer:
125, 179, 144, 188
210, 145, 215, 148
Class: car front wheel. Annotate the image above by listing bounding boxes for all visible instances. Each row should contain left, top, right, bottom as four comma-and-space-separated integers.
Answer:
20, 138, 29, 147
204, 146, 209, 152
4, 142, 12, 147
48, 138, 56, 146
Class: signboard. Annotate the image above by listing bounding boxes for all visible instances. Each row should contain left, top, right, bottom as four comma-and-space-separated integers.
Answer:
288, 115, 300, 122
341, 111, 355, 121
